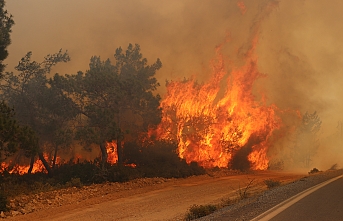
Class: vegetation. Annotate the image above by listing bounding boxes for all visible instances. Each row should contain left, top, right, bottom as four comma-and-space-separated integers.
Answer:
264, 179, 281, 189
52, 44, 162, 168
185, 204, 217, 221
308, 168, 321, 174
0, 0, 14, 75
294, 111, 322, 168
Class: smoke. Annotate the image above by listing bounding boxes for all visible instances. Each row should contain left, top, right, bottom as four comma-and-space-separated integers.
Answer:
5, 0, 343, 169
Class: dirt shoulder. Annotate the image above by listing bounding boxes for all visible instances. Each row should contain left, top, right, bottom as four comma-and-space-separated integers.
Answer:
5, 170, 305, 221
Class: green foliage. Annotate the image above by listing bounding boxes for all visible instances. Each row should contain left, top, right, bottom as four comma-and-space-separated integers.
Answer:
0, 0, 14, 74
264, 179, 281, 189
0, 101, 37, 160
185, 204, 217, 220
0, 50, 74, 174
54, 43, 162, 165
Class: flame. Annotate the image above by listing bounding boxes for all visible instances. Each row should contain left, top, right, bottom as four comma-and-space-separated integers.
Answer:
106, 141, 119, 164
106, 141, 136, 168
0, 156, 47, 175
152, 37, 281, 170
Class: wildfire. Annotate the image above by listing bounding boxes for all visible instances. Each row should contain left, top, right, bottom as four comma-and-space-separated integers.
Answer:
106, 141, 118, 164
152, 34, 281, 170
0, 158, 46, 175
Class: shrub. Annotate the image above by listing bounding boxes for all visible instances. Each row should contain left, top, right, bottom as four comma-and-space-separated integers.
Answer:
329, 164, 338, 170
308, 168, 320, 174
0, 191, 7, 212
185, 204, 217, 220
123, 141, 205, 178
70, 178, 82, 188
264, 179, 281, 189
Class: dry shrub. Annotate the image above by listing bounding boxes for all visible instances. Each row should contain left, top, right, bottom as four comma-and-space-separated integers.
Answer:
264, 179, 281, 189
185, 204, 217, 220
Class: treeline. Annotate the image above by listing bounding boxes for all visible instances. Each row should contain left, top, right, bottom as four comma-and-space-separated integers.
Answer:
0, 0, 204, 179
0, 45, 164, 175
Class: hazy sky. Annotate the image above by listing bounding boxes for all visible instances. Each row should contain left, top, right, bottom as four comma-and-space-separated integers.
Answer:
4, 0, 343, 167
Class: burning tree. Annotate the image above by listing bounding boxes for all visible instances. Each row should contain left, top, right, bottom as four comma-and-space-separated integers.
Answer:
0, 50, 76, 175
153, 47, 281, 170
0, 1, 38, 174
54, 44, 162, 168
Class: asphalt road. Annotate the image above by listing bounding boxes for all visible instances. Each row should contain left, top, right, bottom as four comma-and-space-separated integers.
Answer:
258, 175, 343, 221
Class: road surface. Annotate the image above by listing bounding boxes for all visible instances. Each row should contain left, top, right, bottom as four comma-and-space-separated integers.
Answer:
7, 171, 303, 221
255, 175, 343, 221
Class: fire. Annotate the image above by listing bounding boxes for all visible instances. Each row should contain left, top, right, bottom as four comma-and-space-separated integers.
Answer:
105, 141, 136, 168
106, 141, 118, 164
153, 38, 281, 170
0, 158, 46, 175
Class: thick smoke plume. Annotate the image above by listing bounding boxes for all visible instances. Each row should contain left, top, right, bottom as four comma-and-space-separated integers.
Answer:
5, 0, 343, 170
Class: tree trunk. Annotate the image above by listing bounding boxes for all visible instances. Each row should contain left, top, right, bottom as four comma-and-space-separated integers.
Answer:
116, 109, 123, 165
100, 143, 108, 169
27, 154, 35, 174
117, 138, 123, 165
52, 144, 58, 169
38, 151, 53, 176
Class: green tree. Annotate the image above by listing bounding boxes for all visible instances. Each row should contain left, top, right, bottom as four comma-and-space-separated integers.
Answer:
0, 50, 76, 174
0, 0, 14, 75
54, 44, 162, 168
294, 111, 321, 168
0, 101, 37, 162
0, 1, 36, 166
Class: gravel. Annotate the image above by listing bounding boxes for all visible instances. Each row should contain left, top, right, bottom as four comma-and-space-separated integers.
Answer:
196, 169, 343, 221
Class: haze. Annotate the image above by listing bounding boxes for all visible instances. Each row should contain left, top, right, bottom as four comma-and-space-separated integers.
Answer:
5, 0, 343, 169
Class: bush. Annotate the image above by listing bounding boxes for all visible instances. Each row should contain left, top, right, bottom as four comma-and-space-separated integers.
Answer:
329, 164, 338, 170
264, 179, 281, 189
0, 191, 7, 212
70, 178, 82, 188
124, 141, 205, 178
308, 168, 320, 174
185, 204, 217, 220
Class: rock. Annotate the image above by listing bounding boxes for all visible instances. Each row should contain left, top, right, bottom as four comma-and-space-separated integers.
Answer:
9, 202, 15, 208
11, 210, 20, 216
0, 211, 5, 218
20, 208, 28, 214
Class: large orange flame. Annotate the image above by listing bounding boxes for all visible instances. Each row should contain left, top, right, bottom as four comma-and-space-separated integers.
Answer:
153, 38, 281, 170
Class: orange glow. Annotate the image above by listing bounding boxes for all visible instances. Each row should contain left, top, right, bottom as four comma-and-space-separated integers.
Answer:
0, 157, 46, 175
152, 35, 281, 170
106, 141, 118, 164
106, 141, 136, 168
237, 1, 247, 15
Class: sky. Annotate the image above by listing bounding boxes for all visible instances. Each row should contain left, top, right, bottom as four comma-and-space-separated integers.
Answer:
4, 0, 343, 169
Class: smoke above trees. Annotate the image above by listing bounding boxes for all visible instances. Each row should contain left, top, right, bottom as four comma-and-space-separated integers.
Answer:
3, 0, 343, 170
